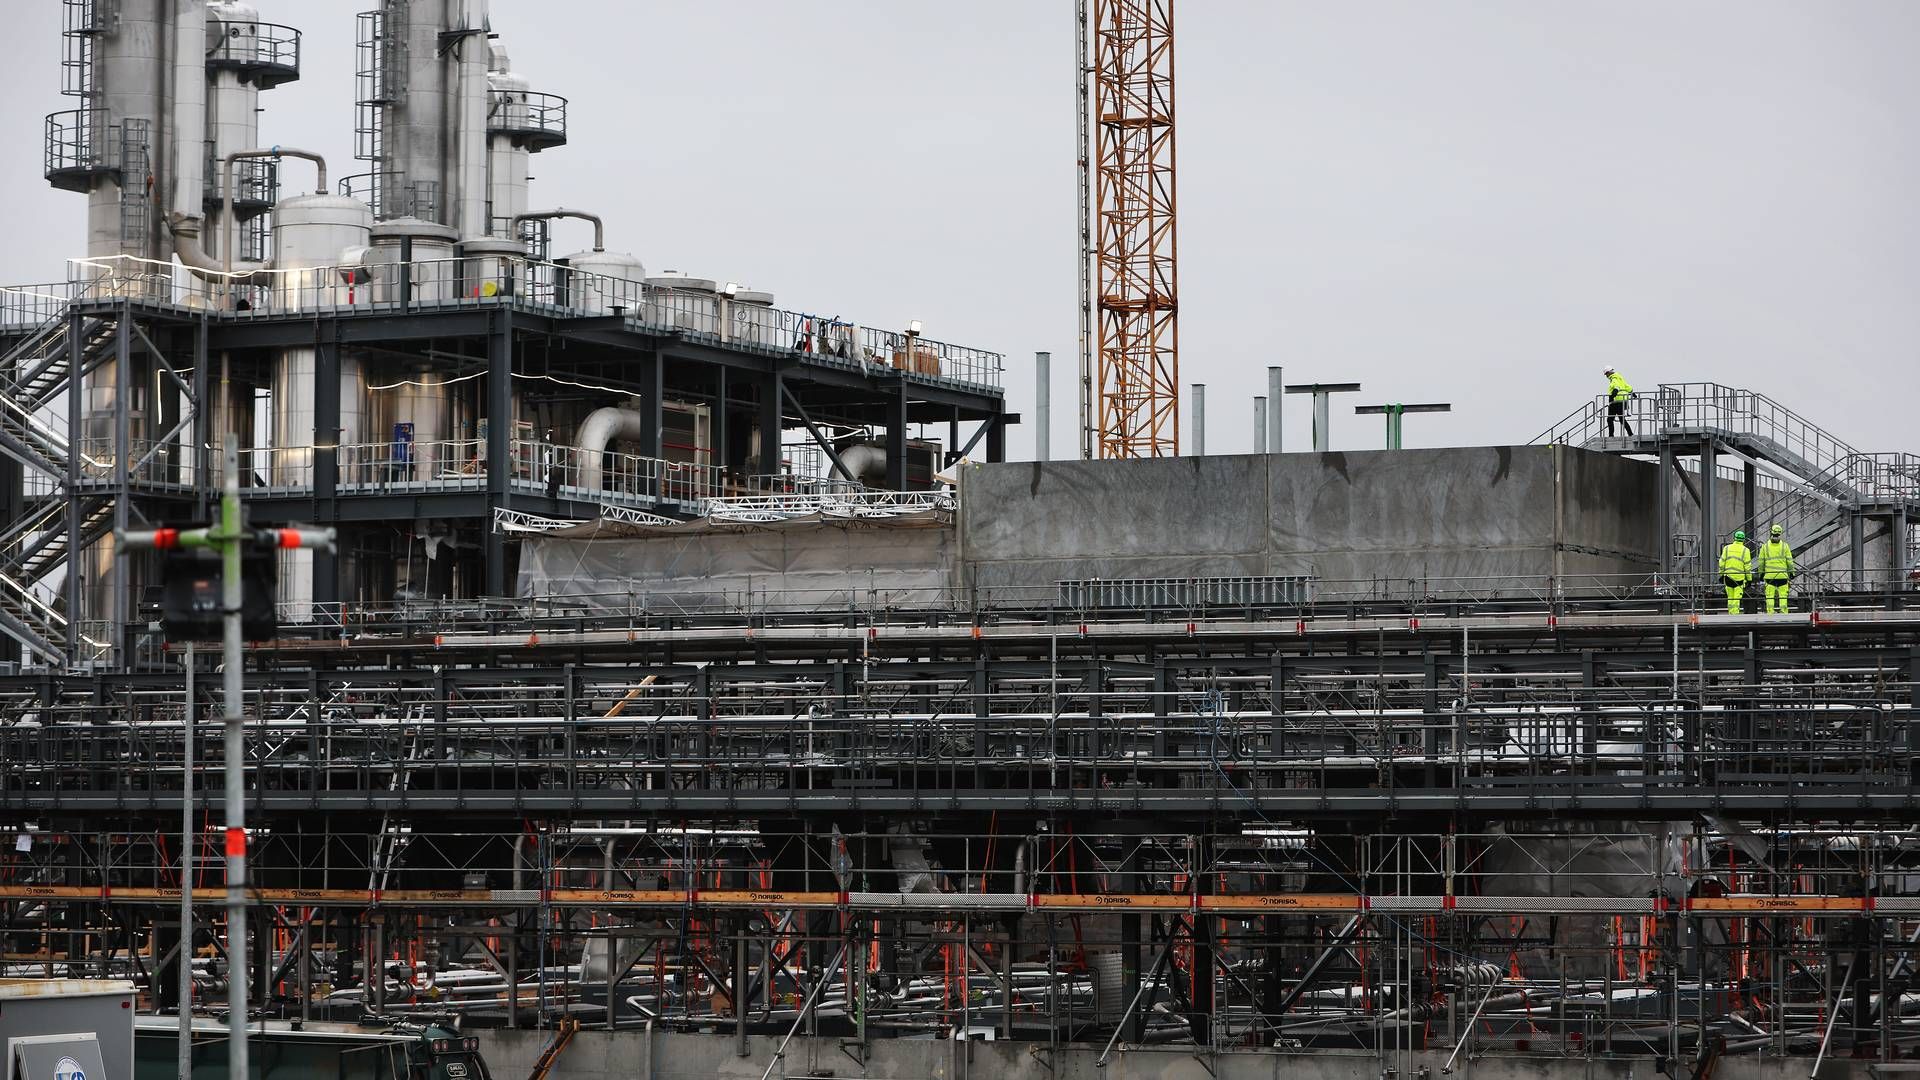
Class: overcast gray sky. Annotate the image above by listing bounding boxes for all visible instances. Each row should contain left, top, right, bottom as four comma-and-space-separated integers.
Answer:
3, 1, 1915, 456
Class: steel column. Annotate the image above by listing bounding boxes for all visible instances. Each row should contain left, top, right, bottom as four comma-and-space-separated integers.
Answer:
485, 310, 513, 596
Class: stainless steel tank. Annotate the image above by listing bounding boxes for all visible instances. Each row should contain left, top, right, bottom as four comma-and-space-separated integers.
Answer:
732, 288, 778, 348
643, 272, 719, 335
273, 348, 365, 621
458, 237, 528, 299
561, 249, 646, 315
370, 366, 454, 486
271, 193, 373, 308
368, 217, 460, 302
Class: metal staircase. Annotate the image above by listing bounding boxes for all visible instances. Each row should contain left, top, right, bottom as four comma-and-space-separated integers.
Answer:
1540, 383, 1857, 489
1538, 383, 1920, 583
0, 303, 140, 666
0, 310, 118, 479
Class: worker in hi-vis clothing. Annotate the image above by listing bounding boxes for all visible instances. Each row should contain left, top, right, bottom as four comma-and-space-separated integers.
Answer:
1718, 530, 1753, 615
1603, 367, 1634, 437
1758, 523, 1796, 614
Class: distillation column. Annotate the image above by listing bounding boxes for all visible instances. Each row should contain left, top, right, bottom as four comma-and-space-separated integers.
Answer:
43, 0, 302, 650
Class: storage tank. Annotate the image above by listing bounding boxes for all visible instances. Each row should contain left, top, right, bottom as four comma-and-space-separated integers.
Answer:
268, 194, 371, 618
560, 249, 646, 314
272, 349, 365, 621
370, 365, 453, 487
731, 288, 778, 348
459, 237, 528, 299
271, 193, 373, 309
644, 272, 720, 335
368, 217, 460, 303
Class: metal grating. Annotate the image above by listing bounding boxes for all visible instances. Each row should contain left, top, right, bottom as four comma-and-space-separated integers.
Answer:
1057, 575, 1314, 610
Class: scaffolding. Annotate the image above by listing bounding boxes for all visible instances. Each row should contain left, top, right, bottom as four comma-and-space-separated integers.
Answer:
0, 590, 1915, 1066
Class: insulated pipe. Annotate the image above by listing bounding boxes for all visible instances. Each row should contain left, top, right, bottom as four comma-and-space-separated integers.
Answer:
1191, 383, 1205, 455
170, 0, 207, 224
513, 209, 605, 252
1268, 366, 1283, 452
453, 0, 491, 239
223, 147, 328, 273
1034, 351, 1050, 461
575, 406, 647, 491
835, 444, 886, 484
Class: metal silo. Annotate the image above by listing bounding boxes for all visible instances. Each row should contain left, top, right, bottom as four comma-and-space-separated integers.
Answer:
732, 288, 777, 348
644, 273, 720, 335
561, 250, 647, 315
368, 216, 459, 302
270, 192, 374, 309
268, 191, 373, 620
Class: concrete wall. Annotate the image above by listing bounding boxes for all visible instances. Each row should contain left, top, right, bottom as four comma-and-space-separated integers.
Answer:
514, 446, 1894, 606
480, 1027, 1878, 1080
960, 446, 1665, 593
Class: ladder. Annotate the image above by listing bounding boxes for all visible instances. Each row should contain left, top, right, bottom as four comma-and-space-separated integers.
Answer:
119, 118, 152, 247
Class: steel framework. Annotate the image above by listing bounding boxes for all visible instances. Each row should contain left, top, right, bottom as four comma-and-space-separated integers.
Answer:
1087, 0, 1179, 458
3, 589, 1918, 1068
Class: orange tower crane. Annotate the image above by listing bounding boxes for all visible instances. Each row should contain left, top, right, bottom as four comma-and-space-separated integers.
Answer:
1079, 0, 1179, 458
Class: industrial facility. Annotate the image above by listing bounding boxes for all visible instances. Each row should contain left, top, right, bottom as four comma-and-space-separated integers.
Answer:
1, 3, 1918, 1080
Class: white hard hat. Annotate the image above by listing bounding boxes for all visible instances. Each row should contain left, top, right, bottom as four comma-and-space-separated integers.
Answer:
1602, 367, 1615, 375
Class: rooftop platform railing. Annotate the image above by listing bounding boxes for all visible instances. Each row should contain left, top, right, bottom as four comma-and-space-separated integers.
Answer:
0, 695, 1909, 813
52, 254, 1005, 391
236, 566, 1920, 645
229, 439, 724, 510
203, 20, 301, 87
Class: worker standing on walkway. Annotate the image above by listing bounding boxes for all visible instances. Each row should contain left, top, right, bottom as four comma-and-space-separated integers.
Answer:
1603, 368, 1634, 437
1759, 523, 1796, 614
1718, 530, 1752, 614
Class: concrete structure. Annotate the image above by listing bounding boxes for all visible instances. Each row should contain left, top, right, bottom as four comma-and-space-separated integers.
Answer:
478, 1028, 1894, 1080
522, 446, 1671, 603
521, 444, 1902, 607
960, 445, 1656, 589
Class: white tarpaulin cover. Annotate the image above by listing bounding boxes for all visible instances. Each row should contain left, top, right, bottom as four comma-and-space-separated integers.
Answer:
515, 511, 958, 612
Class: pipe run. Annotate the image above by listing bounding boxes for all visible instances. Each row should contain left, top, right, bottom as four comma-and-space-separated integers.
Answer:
168, 0, 207, 223
834, 444, 885, 484
171, 148, 331, 283
574, 406, 646, 492
514, 209, 606, 252
223, 147, 328, 274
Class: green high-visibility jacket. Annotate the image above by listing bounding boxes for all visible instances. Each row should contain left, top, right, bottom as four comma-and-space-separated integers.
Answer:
1759, 540, 1795, 579
1607, 373, 1633, 402
1718, 542, 1752, 581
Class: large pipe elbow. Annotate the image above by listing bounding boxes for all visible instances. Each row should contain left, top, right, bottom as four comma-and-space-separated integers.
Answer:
168, 214, 269, 285
574, 406, 647, 491
836, 444, 886, 485
514, 209, 605, 252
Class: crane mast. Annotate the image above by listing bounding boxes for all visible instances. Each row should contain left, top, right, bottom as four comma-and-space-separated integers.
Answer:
1082, 0, 1179, 458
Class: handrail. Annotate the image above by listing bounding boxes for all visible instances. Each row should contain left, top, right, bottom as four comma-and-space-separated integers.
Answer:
49, 253, 1006, 391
